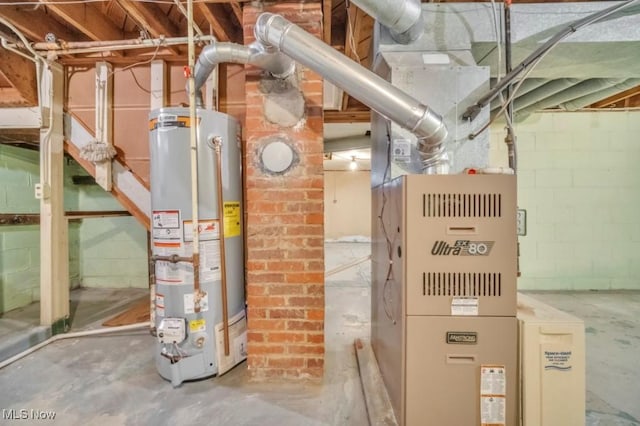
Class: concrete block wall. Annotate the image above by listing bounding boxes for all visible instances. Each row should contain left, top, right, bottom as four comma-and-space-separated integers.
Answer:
0, 145, 147, 314
244, 3, 325, 380
0, 145, 79, 313
490, 111, 640, 290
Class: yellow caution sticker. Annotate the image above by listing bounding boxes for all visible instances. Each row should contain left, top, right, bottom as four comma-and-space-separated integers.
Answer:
223, 201, 241, 237
189, 318, 206, 333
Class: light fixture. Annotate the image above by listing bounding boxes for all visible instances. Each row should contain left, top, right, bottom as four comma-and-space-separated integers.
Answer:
349, 156, 358, 171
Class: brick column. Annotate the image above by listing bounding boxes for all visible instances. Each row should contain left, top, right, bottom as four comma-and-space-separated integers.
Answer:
243, 3, 325, 380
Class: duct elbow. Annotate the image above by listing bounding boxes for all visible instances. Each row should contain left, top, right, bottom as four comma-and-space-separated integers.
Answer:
350, 0, 424, 44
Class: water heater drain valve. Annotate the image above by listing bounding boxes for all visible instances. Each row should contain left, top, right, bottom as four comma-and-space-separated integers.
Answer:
157, 318, 186, 344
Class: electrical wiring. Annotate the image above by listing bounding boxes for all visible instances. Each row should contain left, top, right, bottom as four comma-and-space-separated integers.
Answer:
345, 3, 362, 65
379, 121, 397, 324
468, 48, 552, 140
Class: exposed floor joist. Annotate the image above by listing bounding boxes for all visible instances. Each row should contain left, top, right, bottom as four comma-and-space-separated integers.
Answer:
0, 49, 38, 105
197, 3, 241, 43
114, 0, 181, 55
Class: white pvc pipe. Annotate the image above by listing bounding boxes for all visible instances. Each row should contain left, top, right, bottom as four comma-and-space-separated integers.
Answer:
0, 322, 150, 370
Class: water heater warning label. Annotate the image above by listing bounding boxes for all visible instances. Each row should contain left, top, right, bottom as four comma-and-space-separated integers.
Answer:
224, 201, 241, 237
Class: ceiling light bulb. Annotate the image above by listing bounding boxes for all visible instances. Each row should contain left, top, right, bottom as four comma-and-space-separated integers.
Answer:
350, 157, 357, 170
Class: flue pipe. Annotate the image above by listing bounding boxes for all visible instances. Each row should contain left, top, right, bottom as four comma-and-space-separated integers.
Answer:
349, 0, 424, 44
254, 13, 448, 172
192, 41, 295, 106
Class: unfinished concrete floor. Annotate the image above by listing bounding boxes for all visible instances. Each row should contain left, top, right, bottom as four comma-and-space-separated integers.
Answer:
0, 243, 370, 426
1, 243, 639, 425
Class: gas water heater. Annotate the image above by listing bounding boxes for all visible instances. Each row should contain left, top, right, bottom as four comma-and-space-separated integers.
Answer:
149, 108, 246, 386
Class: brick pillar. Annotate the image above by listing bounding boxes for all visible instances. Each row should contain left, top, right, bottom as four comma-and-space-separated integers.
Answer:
243, 3, 325, 380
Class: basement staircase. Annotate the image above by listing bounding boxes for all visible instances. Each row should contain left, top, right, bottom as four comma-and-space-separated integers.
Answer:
63, 112, 150, 230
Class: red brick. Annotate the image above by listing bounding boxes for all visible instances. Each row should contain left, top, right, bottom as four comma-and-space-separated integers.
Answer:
287, 320, 323, 331
266, 284, 304, 296
288, 296, 323, 308
306, 285, 324, 296
307, 358, 324, 368
269, 308, 305, 319
267, 332, 305, 343
307, 309, 324, 321
247, 332, 264, 343
267, 357, 305, 369
285, 272, 324, 284
248, 295, 286, 307
249, 319, 286, 331
265, 261, 305, 272
288, 344, 325, 355
247, 273, 285, 284
307, 333, 323, 344
250, 344, 285, 355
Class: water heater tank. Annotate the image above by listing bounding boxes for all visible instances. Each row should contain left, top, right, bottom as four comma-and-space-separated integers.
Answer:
149, 107, 246, 386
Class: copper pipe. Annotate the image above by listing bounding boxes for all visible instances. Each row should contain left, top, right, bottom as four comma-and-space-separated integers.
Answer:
193, 252, 201, 313
213, 137, 230, 356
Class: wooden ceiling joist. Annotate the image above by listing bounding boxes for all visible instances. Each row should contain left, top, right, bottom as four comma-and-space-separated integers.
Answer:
589, 85, 640, 109
0, 6, 82, 43
115, 0, 181, 55
323, 0, 332, 45
42, 1, 124, 43
197, 3, 241, 43
341, 5, 373, 111
0, 48, 38, 105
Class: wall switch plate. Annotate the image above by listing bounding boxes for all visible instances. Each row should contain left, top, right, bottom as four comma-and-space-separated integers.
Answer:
517, 209, 527, 236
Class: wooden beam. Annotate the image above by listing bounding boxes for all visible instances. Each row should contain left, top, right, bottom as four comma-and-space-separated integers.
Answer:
324, 109, 371, 123
230, 3, 243, 28
341, 5, 373, 111
42, 1, 124, 43
39, 62, 69, 327
323, 0, 332, 44
0, 5, 82, 42
197, 3, 241, 43
0, 48, 38, 105
115, 0, 181, 55
589, 84, 640, 108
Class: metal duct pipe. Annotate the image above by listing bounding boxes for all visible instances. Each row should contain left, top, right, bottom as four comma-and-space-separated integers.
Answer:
560, 78, 640, 111
349, 0, 424, 44
515, 78, 624, 119
511, 78, 581, 112
254, 13, 448, 172
191, 41, 295, 106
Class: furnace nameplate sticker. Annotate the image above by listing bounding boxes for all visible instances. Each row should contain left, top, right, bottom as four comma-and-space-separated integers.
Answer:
451, 296, 479, 316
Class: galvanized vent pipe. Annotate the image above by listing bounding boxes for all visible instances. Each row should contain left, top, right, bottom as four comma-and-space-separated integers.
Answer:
349, 0, 424, 44
191, 41, 295, 106
254, 13, 448, 172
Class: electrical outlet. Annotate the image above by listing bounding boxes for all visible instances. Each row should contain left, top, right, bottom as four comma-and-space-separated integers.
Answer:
517, 209, 527, 236
34, 183, 50, 200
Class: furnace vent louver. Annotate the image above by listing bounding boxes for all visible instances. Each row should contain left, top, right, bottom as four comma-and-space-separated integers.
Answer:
423, 272, 502, 297
423, 193, 502, 217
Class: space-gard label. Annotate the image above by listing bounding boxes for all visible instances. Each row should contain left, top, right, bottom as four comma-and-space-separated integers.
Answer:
431, 240, 495, 256
544, 350, 573, 371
